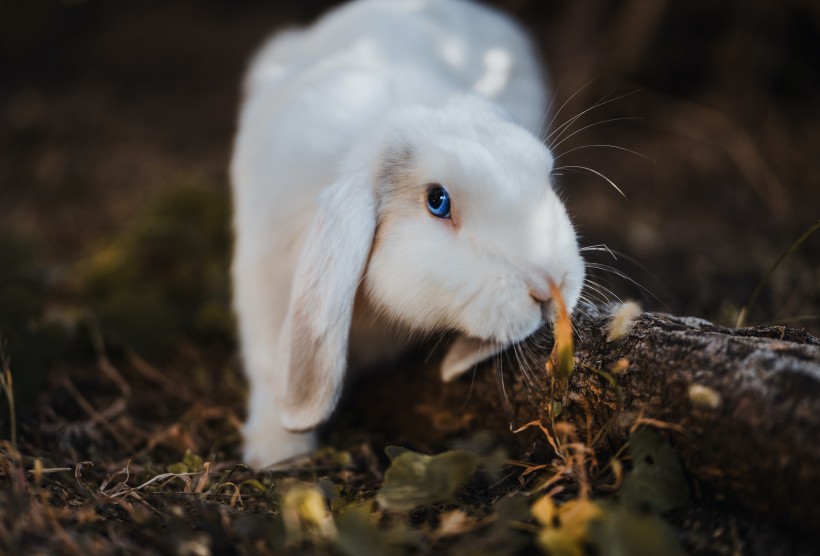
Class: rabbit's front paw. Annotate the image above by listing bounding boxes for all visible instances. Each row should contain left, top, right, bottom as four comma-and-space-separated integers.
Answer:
242, 419, 317, 469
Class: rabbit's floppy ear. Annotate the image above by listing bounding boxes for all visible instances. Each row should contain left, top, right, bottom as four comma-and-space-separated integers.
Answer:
278, 173, 376, 431
440, 337, 505, 383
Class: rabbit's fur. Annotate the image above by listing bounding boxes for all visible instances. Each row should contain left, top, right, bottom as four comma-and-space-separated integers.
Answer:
231, 0, 585, 468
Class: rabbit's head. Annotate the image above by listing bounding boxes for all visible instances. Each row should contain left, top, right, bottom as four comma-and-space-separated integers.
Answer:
278, 98, 584, 430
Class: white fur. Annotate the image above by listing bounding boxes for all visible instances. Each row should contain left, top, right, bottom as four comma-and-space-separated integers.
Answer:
231, 0, 585, 468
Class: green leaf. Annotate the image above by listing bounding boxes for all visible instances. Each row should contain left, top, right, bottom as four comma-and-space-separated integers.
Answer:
620, 429, 688, 513
586, 504, 686, 556
239, 479, 268, 493
182, 449, 203, 472
166, 449, 203, 474
384, 446, 410, 462
482, 447, 508, 482
334, 502, 397, 556
167, 462, 188, 474
495, 494, 530, 522
376, 450, 480, 511
317, 477, 360, 513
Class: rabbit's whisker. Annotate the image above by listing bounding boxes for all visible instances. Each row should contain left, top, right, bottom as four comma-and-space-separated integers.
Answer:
542, 77, 597, 140
579, 286, 609, 305
581, 280, 614, 305
554, 164, 627, 199
583, 278, 622, 304
518, 339, 540, 388
545, 86, 646, 147
511, 341, 532, 390
549, 116, 642, 154
459, 337, 486, 410
580, 244, 617, 260
494, 352, 514, 429
536, 78, 566, 140
424, 332, 451, 364
585, 262, 659, 302
553, 143, 653, 163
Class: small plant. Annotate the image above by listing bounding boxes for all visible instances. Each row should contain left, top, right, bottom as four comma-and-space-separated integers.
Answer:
736, 219, 820, 327
0, 340, 15, 448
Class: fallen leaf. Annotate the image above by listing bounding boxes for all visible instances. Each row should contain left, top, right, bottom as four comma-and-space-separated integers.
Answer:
376, 450, 480, 511
620, 429, 688, 512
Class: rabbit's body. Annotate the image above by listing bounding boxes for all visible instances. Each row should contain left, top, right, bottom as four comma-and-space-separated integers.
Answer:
232, 0, 584, 468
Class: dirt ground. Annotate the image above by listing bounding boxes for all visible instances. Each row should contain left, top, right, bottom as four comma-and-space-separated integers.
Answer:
1, 0, 818, 554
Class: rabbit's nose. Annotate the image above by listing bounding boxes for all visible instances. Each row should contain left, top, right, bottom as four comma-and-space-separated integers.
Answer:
529, 288, 554, 319
529, 287, 550, 303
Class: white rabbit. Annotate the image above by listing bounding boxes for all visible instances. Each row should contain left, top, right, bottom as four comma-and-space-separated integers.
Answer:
231, 0, 585, 468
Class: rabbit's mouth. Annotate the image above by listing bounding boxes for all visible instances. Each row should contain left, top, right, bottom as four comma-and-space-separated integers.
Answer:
440, 336, 507, 383
439, 315, 556, 384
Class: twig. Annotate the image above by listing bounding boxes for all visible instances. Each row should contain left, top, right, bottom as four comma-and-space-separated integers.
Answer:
74, 461, 96, 495
104, 470, 204, 500
0, 341, 16, 449
629, 416, 686, 435
127, 350, 197, 402
87, 316, 132, 397
27, 467, 73, 475
61, 375, 135, 453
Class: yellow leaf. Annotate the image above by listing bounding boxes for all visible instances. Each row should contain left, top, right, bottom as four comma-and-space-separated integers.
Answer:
537, 528, 585, 556
535, 498, 605, 556
282, 484, 337, 543
531, 495, 558, 527
548, 280, 575, 383
558, 499, 604, 537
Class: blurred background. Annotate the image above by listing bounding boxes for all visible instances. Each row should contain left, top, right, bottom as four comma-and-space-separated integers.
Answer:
0, 1, 818, 552
0, 0, 818, 394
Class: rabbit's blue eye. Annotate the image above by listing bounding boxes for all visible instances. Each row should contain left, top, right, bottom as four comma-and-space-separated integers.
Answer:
426, 185, 451, 218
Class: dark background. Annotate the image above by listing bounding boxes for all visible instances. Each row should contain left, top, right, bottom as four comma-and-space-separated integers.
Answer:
1, 0, 818, 330
0, 2, 818, 553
